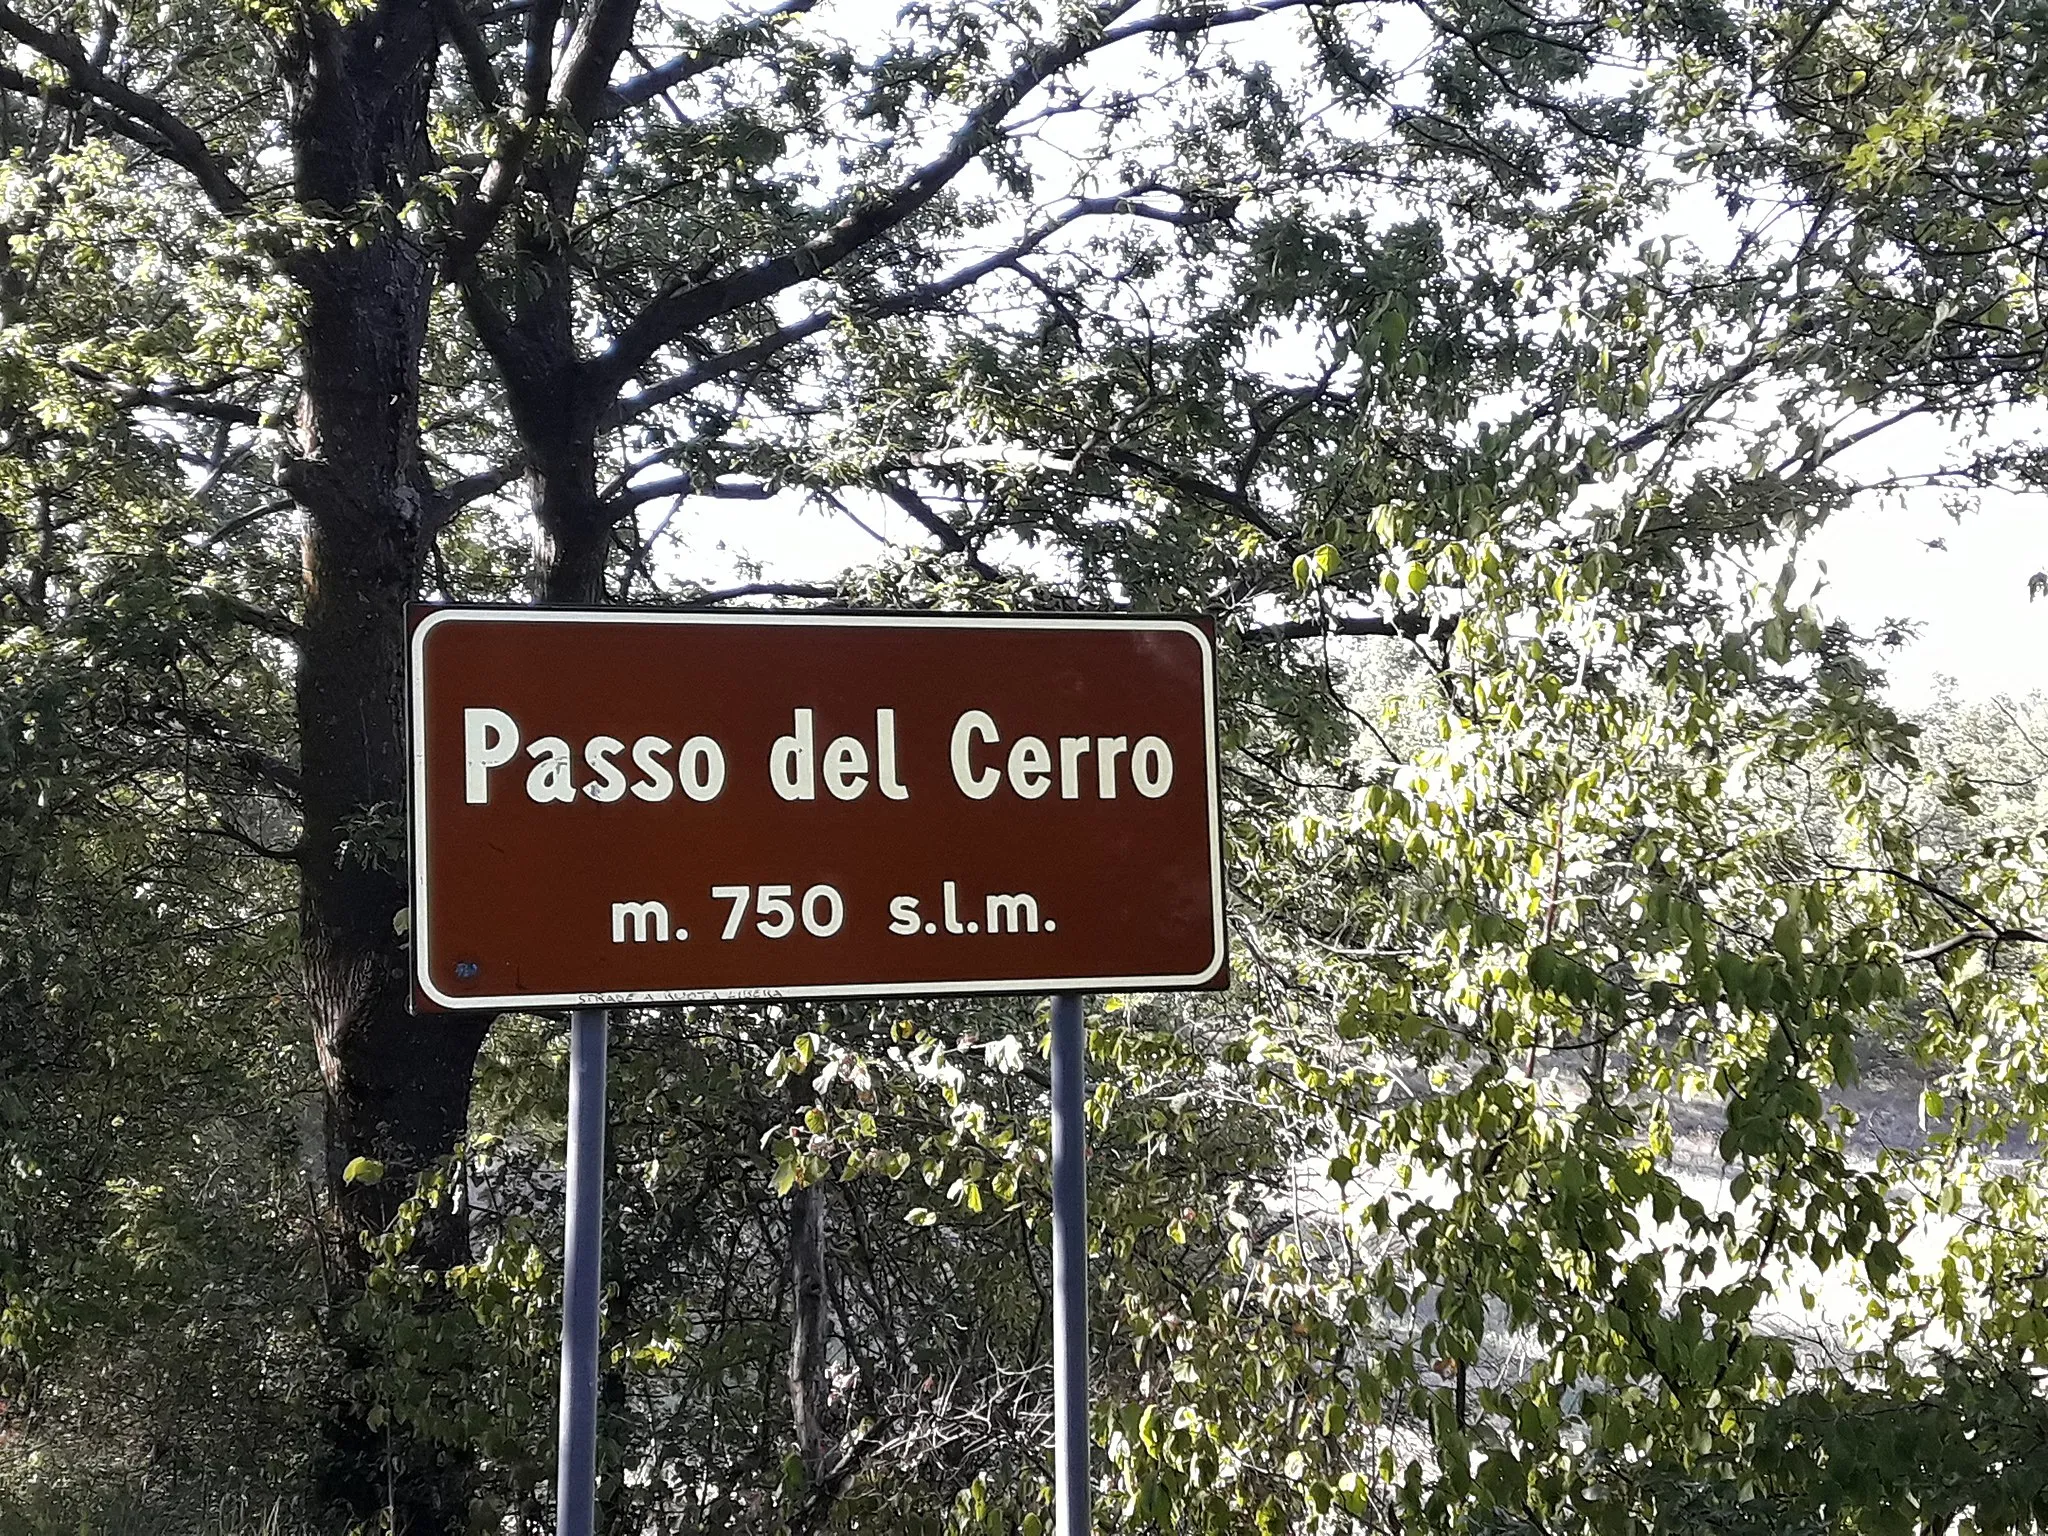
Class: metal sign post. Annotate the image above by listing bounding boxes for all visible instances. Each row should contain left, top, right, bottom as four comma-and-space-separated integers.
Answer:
556, 1007, 608, 1536
405, 605, 1225, 1536
1050, 993, 1090, 1533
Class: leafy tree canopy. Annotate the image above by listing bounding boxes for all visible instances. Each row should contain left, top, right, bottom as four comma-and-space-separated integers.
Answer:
3, 0, 2048, 1533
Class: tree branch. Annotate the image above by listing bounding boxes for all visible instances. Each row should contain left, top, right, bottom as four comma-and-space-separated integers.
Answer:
1904, 928, 2048, 964
1243, 612, 1449, 643
517, 0, 561, 113
1828, 862, 2048, 964
441, 137, 536, 280
552, 0, 640, 129
603, 312, 833, 426
441, 461, 526, 511
0, 8, 249, 213
1096, 0, 1336, 47
785, 1411, 891, 1536
594, 0, 818, 122
595, 47, 721, 119
64, 363, 264, 425
188, 586, 304, 644
591, 0, 1157, 396
605, 185, 1228, 428
878, 481, 1000, 580
1831, 862, 2007, 932
197, 822, 303, 863
1095, 444, 1288, 542
617, 474, 774, 508
206, 499, 295, 548
232, 747, 303, 802
442, 0, 637, 275
430, 0, 506, 112
616, 495, 687, 599
421, 461, 525, 537
681, 581, 838, 605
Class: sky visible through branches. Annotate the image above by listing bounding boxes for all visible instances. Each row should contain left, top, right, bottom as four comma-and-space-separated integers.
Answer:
601, 6, 2044, 708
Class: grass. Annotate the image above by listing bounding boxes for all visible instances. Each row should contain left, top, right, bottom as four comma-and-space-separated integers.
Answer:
0, 1485, 295, 1536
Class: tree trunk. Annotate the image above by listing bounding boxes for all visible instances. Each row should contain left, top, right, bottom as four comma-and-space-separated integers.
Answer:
452, 89, 620, 608
529, 441, 612, 605
282, 6, 490, 1529
288, 0, 487, 1276
788, 1072, 833, 1487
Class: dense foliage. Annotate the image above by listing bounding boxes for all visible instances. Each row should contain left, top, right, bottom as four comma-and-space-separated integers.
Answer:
3, 0, 2048, 1532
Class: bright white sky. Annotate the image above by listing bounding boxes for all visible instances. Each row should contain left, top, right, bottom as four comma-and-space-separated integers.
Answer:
1800, 436, 2045, 709
678, 461, 2046, 713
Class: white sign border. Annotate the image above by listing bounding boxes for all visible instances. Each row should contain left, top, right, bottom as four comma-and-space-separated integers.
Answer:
409, 607, 1226, 1010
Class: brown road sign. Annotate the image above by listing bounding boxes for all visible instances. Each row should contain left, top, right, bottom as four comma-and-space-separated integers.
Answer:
408, 607, 1224, 1009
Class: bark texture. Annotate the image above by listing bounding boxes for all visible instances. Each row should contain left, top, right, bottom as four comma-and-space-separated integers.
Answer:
282, 4, 489, 1528
287, 0, 488, 1269
788, 1070, 834, 1488
788, 1179, 832, 1485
